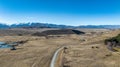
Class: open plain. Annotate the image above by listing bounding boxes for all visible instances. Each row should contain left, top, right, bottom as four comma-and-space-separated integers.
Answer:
0, 28, 120, 67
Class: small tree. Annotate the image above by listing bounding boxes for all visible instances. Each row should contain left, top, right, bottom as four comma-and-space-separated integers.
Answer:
10, 45, 16, 50
18, 34, 23, 36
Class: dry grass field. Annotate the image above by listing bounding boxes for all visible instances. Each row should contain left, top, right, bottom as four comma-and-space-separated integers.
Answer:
0, 35, 82, 67
63, 29, 120, 67
0, 29, 120, 67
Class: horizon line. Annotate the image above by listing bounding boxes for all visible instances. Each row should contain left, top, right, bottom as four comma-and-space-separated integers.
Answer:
0, 22, 120, 26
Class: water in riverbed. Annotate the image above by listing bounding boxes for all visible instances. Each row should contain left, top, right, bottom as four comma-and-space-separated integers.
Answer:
0, 42, 12, 48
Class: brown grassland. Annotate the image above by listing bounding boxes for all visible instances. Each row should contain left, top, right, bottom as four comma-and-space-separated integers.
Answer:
0, 29, 120, 67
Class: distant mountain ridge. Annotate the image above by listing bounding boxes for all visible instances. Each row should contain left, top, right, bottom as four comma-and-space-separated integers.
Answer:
0, 23, 10, 29
0, 22, 120, 29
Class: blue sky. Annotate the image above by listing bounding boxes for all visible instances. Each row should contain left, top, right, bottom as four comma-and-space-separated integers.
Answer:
0, 0, 120, 26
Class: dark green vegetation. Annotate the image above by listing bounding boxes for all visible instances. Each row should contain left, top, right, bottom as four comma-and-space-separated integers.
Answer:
32, 29, 85, 36
105, 34, 120, 51
112, 34, 120, 42
105, 34, 120, 44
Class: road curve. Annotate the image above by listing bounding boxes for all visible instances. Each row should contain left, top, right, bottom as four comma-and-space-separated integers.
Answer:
50, 47, 64, 67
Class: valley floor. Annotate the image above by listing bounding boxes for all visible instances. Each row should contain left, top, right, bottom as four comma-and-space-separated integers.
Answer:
0, 29, 120, 67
